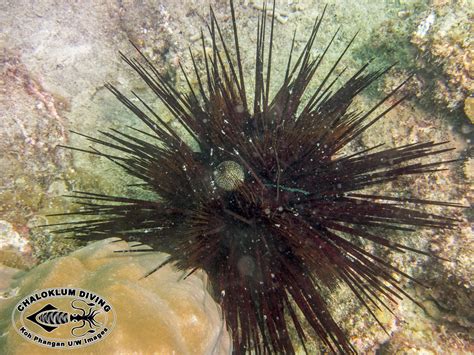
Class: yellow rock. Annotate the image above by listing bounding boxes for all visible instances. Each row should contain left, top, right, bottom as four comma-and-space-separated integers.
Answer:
0, 239, 232, 354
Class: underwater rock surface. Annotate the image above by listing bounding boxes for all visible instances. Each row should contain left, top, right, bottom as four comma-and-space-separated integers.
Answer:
0, 239, 231, 354
0, 0, 472, 353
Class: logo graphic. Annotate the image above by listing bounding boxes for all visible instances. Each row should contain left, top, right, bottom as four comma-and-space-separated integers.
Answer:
12, 288, 116, 349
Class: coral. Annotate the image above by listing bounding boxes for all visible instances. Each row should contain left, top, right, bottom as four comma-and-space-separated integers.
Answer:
0, 47, 77, 262
0, 48, 69, 225
411, 7, 473, 110
354, 2, 472, 113
0, 239, 231, 354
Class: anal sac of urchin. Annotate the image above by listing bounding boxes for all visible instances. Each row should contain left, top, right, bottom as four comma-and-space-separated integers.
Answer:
47, 1, 463, 354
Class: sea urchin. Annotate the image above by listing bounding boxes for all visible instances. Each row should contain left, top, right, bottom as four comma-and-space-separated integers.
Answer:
51, 1, 460, 353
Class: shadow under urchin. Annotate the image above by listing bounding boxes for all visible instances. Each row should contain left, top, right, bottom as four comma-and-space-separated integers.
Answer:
49, 1, 461, 353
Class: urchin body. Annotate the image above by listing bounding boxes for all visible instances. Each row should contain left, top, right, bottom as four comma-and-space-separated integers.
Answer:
52, 1, 460, 353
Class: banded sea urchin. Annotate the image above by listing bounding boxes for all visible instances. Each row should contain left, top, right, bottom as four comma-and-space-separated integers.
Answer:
50, 1, 461, 353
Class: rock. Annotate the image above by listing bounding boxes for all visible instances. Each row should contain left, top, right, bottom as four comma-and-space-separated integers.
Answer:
0, 220, 33, 269
411, 6, 473, 111
0, 239, 232, 354
464, 96, 474, 123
